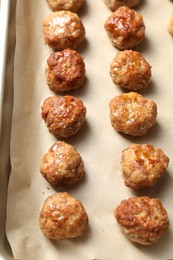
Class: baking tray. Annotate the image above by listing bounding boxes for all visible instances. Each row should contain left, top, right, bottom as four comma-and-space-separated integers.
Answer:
0, 0, 15, 259
0, 0, 10, 132
2, 0, 173, 259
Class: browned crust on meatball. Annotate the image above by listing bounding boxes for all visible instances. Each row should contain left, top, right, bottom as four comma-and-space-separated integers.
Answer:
104, 6, 145, 50
109, 92, 157, 136
47, 0, 84, 12
41, 95, 86, 138
40, 141, 84, 186
46, 49, 86, 92
43, 11, 85, 50
39, 192, 88, 240
115, 196, 169, 245
121, 144, 169, 189
110, 50, 151, 90
104, 0, 140, 11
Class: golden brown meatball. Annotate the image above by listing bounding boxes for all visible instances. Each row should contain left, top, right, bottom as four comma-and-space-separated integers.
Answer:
41, 95, 86, 138
39, 192, 88, 240
104, 6, 145, 50
46, 49, 85, 92
43, 11, 85, 50
104, 0, 140, 11
109, 92, 157, 136
115, 196, 169, 245
47, 0, 84, 12
40, 141, 84, 186
110, 50, 151, 90
121, 144, 169, 189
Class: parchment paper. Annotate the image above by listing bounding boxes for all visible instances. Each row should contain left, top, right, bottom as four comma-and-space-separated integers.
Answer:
6, 0, 173, 259
0, 0, 15, 259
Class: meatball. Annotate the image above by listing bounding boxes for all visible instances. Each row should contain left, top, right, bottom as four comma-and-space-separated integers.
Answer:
40, 141, 84, 186
41, 95, 86, 138
46, 49, 85, 92
104, 6, 145, 50
43, 11, 85, 50
39, 192, 88, 240
110, 50, 151, 90
109, 92, 157, 136
104, 0, 140, 11
121, 144, 169, 189
115, 196, 169, 245
47, 0, 84, 12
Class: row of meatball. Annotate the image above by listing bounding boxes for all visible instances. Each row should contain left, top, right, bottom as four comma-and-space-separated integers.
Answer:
43, 4, 144, 51
39, 192, 169, 245
44, 0, 173, 54
41, 92, 157, 138
104, 2, 171, 247
46, 0, 140, 12
39, 0, 88, 243
46, 47, 151, 93
39, 141, 169, 191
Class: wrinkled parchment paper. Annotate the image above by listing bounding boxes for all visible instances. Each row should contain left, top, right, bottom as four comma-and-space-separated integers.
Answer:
6, 0, 173, 259
0, 0, 15, 259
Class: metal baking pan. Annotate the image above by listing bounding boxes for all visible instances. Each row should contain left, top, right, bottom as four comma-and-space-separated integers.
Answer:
2, 0, 173, 259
